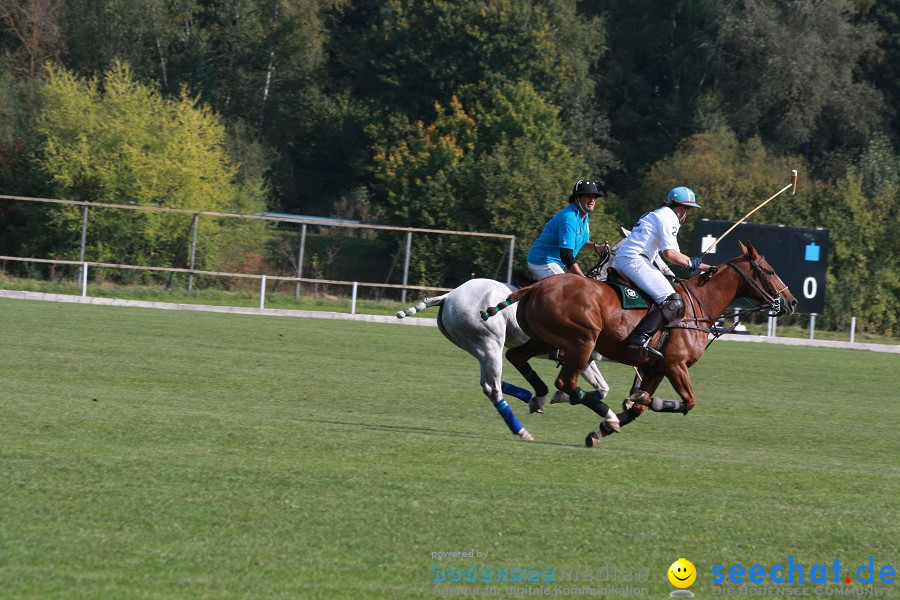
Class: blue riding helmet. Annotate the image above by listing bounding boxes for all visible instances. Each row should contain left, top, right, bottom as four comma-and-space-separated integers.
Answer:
667, 186, 700, 208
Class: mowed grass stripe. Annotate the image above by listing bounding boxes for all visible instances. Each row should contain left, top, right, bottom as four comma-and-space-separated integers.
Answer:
0, 298, 897, 599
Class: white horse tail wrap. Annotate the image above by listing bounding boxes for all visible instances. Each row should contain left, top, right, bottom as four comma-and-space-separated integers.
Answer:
396, 295, 446, 319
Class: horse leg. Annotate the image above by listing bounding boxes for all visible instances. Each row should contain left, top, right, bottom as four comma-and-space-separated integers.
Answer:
607, 367, 659, 432
580, 357, 611, 398
550, 353, 611, 405
628, 364, 693, 414
505, 339, 553, 414
653, 364, 695, 415
586, 368, 660, 447
480, 351, 534, 441
554, 347, 620, 434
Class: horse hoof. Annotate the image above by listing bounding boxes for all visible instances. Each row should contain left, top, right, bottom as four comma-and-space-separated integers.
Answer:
584, 431, 601, 448
529, 395, 546, 414
628, 390, 652, 406
518, 429, 535, 441
550, 391, 568, 404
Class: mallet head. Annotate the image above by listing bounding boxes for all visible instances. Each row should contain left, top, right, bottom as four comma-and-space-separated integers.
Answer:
791, 169, 798, 195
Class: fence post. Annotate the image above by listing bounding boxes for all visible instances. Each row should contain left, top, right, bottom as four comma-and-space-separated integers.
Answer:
850, 316, 856, 343
260, 275, 266, 309
77, 205, 89, 284
188, 213, 199, 293
808, 313, 816, 340
401, 231, 412, 304
295, 223, 307, 300
351, 282, 358, 314
81, 262, 88, 297
506, 237, 515, 284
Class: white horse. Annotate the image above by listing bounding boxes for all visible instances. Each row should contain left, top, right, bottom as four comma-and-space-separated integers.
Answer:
395, 232, 674, 442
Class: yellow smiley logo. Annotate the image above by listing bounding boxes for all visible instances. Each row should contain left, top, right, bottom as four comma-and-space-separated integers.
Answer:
668, 558, 697, 588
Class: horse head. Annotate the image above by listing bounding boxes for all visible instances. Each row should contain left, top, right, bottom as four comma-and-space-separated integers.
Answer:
729, 241, 798, 316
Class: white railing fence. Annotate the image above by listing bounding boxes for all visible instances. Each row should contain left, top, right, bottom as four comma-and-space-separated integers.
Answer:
0, 194, 516, 307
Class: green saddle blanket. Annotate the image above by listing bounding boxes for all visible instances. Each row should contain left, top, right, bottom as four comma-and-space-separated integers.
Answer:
605, 280, 650, 309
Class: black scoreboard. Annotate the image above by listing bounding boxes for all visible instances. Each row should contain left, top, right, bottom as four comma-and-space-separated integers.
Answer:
689, 219, 828, 314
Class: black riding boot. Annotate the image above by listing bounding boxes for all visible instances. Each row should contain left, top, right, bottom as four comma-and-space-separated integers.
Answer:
626, 303, 665, 359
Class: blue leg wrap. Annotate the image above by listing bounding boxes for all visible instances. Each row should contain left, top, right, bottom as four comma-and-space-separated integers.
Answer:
495, 400, 523, 435
501, 381, 533, 403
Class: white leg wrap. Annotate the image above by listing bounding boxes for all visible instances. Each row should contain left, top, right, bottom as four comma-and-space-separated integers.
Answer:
604, 409, 621, 432
580, 360, 610, 395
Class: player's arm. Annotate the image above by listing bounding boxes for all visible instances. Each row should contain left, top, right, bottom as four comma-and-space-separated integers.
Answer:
560, 247, 586, 276
660, 249, 712, 272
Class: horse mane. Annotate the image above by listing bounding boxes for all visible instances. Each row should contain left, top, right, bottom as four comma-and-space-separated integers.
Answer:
693, 267, 720, 287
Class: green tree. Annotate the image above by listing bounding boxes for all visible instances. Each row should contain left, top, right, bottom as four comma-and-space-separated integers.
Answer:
58, 0, 173, 79
637, 127, 809, 244
713, 0, 885, 159
863, 0, 900, 149
323, 0, 614, 216
372, 82, 613, 285
56, 0, 341, 216
590, 0, 720, 188
0, 0, 64, 77
821, 165, 898, 336
328, 0, 602, 120
34, 61, 268, 276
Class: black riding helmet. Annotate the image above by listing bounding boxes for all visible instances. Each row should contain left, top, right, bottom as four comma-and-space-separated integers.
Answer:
569, 180, 604, 202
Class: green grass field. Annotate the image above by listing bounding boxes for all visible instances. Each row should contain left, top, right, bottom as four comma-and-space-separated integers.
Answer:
0, 298, 897, 599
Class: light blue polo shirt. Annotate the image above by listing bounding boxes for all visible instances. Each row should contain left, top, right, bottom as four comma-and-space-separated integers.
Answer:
527, 204, 590, 267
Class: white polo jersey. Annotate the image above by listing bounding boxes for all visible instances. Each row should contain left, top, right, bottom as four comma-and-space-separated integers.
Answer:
613, 205, 682, 304
616, 206, 681, 262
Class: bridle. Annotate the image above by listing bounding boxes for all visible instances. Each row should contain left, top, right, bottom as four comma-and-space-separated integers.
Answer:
676, 255, 789, 347
585, 241, 612, 279
726, 254, 788, 315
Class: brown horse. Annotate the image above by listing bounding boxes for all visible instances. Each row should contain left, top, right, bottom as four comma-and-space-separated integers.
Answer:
483, 241, 798, 444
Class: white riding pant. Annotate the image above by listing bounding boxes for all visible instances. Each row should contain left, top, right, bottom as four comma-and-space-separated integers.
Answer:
527, 261, 565, 280
614, 254, 674, 305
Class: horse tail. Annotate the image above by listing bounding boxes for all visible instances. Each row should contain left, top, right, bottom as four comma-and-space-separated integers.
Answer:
480, 285, 532, 321
396, 293, 448, 319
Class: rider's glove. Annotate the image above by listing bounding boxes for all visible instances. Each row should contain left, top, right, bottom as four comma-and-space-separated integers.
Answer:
688, 256, 701, 271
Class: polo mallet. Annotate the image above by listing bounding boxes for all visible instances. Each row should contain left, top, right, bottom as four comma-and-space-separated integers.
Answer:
701, 170, 798, 258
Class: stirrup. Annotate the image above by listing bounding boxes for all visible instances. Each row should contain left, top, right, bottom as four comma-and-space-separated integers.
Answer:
549, 349, 565, 366
626, 339, 662, 360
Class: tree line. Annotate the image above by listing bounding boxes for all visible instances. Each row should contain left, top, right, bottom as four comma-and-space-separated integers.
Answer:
0, 0, 897, 336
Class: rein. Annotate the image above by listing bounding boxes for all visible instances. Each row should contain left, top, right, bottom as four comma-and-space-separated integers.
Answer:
585, 241, 612, 279
675, 278, 716, 334
671, 255, 787, 349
